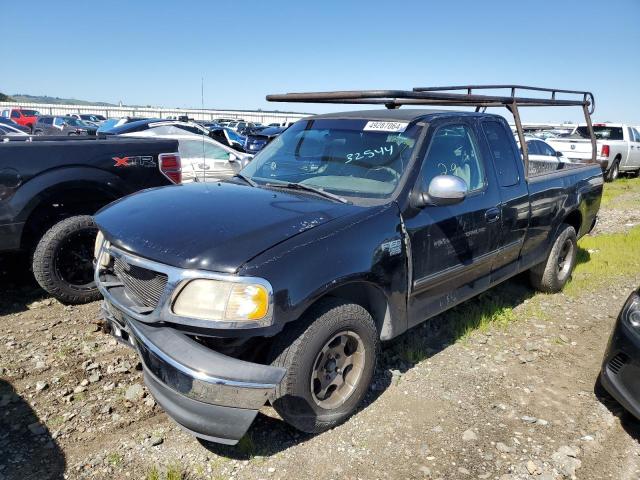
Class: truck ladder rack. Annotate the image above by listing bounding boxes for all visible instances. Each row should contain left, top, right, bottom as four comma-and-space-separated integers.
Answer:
266, 85, 597, 173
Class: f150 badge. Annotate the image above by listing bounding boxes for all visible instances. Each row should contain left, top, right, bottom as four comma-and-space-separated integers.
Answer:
381, 239, 402, 256
113, 156, 157, 167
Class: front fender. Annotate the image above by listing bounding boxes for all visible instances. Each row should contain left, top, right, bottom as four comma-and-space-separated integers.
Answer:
240, 202, 409, 340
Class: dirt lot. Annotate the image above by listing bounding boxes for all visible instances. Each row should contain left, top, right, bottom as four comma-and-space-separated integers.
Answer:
2, 177, 640, 480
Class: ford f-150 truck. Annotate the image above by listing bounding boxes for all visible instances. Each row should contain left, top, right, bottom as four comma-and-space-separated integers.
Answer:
0, 135, 181, 303
547, 123, 640, 181
94, 86, 603, 445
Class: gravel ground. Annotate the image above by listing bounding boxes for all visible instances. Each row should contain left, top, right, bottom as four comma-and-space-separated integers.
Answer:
1, 177, 640, 480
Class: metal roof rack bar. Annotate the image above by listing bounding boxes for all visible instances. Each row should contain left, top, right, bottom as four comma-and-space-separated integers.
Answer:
266, 85, 597, 173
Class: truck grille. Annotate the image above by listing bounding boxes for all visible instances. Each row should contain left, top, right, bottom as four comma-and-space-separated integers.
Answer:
113, 257, 168, 309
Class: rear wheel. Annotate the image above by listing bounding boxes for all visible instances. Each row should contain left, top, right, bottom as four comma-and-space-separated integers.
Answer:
32, 215, 100, 304
270, 299, 378, 434
529, 223, 577, 293
605, 158, 620, 182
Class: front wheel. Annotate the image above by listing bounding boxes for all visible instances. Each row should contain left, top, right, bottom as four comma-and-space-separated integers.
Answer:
270, 300, 379, 434
32, 215, 101, 304
529, 223, 577, 293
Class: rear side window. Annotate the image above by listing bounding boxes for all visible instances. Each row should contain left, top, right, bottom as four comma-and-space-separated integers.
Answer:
575, 126, 623, 140
525, 140, 540, 155
537, 141, 557, 157
482, 121, 520, 187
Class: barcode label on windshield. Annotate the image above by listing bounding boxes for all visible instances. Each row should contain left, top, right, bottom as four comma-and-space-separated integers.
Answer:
363, 121, 408, 132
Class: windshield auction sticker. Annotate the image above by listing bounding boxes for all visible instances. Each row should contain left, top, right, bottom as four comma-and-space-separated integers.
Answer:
363, 121, 409, 132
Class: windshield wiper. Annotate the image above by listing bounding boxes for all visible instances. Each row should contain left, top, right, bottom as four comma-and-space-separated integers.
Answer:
265, 182, 349, 204
232, 173, 257, 187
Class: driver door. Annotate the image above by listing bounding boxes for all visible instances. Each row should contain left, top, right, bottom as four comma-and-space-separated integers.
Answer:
404, 122, 502, 327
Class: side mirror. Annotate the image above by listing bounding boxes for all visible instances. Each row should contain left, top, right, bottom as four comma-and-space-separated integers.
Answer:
415, 175, 468, 207
228, 153, 239, 162
556, 151, 564, 157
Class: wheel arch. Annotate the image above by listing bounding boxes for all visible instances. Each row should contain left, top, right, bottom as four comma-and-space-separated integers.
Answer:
300, 281, 393, 341
563, 209, 583, 237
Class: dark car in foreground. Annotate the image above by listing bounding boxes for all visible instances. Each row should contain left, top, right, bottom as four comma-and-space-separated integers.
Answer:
0, 135, 181, 303
34, 115, 98, 136
600, 288, 640, 418
94, 86, 602, 445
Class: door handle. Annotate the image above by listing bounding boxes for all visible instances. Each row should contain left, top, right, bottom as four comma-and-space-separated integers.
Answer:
485, 208, 501, 223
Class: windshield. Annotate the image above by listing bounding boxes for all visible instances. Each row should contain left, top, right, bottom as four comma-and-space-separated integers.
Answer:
575, 126, 623, 140
240, 119, 422, 200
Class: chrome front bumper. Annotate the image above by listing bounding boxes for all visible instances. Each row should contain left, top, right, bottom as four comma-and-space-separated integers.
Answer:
101, 302, 285, 444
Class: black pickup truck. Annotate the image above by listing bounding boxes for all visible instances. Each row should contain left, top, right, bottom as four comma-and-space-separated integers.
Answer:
94, 86, 603, 445
0, 135, 181, 303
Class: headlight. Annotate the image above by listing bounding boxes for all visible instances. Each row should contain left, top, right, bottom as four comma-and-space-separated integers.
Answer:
94, 230, 104, 260
94, 231, 111, 267
173, 279, 270, 323
622, 293, 640, 328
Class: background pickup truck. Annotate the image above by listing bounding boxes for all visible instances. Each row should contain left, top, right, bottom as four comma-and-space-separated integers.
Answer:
547, 123, 640, 181
94, 87, 603, 445
0, 135, 181, 303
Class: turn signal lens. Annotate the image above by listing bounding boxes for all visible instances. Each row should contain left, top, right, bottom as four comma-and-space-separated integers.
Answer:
226, 284, 269, 320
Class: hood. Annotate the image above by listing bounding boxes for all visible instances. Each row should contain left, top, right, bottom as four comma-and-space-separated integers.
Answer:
95, 182, 361, 273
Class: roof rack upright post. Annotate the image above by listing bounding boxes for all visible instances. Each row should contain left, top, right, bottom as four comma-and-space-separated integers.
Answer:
506, 101, 529, 179
582, 95, 597, 164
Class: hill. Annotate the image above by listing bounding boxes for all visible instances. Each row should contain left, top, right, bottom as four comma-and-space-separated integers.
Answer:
9, 94, 116, 106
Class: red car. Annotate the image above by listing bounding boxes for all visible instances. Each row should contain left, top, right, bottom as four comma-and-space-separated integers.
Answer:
1, 108, 40, 132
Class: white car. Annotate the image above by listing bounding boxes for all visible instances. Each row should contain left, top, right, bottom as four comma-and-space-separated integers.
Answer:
516, 136, 569, 162
122, 128, 252, 183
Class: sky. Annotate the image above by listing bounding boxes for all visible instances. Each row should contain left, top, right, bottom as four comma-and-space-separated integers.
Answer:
2, 0, 639, 124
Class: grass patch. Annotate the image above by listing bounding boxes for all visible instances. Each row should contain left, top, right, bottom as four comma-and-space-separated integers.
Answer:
166, 464, 187, 480
145, 464, 187, 480
47, 415, 65, 428
566, 225, 640, 295
107, 452, 124, 467
446, 290, 518, 341
601, 177, 640, 207
55, 346, 73, 359
146, 466, 161, 480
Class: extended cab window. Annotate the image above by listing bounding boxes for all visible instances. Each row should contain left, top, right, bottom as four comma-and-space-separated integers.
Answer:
482, 121, 520, 187
421, 124, 485, 192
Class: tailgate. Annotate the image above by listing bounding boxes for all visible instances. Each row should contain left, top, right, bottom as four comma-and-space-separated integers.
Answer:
546, 138, 597, 161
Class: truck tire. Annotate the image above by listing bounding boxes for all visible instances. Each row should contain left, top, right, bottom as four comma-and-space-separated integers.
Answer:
529, 223, 577, 293
605, 158, 620, 182
32, 215, 101, 304
269, 299, 379, 434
